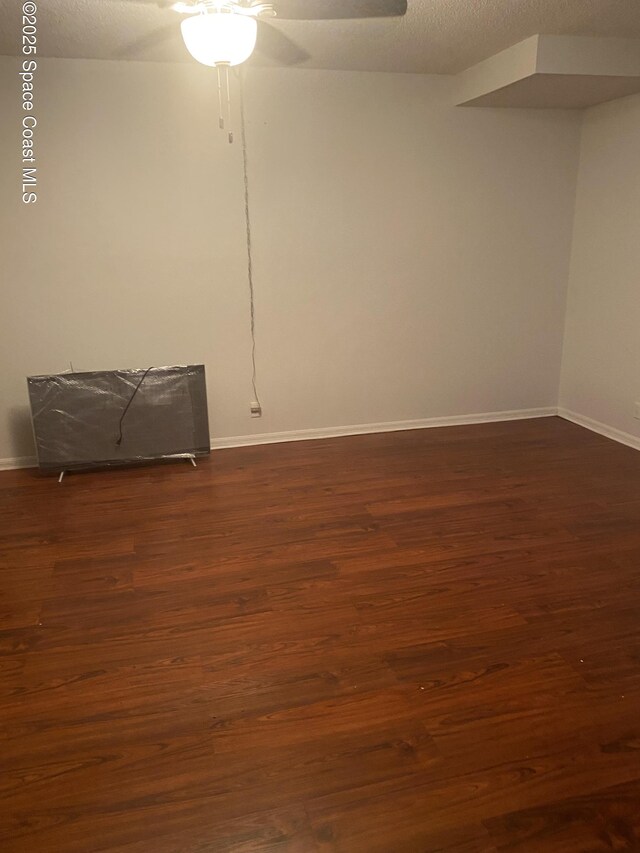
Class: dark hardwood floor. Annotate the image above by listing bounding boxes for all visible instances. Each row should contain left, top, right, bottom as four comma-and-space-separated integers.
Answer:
1, 416, 640, 852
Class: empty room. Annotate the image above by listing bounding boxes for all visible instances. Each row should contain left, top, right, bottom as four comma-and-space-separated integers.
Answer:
1, 0, 640, 850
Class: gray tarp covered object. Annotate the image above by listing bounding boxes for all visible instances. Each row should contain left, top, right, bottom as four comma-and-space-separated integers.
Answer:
27, 365, 210, 472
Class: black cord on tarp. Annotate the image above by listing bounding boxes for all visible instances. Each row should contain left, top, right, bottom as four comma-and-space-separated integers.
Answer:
115, 367, 154, 446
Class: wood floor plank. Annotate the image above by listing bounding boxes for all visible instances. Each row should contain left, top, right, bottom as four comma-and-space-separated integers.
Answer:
1, 417, 640, 851
483, 777, 640, 851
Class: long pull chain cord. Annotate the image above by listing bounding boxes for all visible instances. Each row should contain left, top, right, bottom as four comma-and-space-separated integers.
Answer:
239, 71, 261, 409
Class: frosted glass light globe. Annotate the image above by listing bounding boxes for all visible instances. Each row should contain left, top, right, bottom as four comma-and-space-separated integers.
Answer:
180, 12, 258, 67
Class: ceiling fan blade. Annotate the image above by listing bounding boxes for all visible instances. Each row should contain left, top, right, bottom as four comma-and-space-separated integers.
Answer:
254, 19, 310, 65
114, 22, 180, 59
273, 0, 407, 20
103, 0, 175, 6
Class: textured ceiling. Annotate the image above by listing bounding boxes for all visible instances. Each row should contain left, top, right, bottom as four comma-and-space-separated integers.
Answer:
3, 0, 640, 74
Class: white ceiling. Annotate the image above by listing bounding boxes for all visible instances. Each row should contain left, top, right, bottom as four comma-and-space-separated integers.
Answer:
3, 0, 640, 74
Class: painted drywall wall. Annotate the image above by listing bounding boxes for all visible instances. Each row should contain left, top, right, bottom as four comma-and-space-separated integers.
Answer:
0, 56, 581, 461
559, 93, 640, 444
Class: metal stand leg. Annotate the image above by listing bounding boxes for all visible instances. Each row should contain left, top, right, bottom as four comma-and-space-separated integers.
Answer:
188, 455, 197, 468
58, 471, 66, 483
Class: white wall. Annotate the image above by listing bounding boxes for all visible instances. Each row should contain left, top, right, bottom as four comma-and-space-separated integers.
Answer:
559, 93, 640, 445
0, 56, 582, 461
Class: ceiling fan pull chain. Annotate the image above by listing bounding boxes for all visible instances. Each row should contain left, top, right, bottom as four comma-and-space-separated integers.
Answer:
224, 63, 234, 143
216, 63, 225, 130
215, 63, 234, 142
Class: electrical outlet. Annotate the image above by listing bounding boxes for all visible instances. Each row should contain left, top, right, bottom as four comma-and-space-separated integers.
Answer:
250, 402, 262, 418
634, 402, 640, 420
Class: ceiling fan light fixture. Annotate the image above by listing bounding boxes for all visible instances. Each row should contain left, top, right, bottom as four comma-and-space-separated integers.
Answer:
180, 11, 258, 67
171, 2, 197, 13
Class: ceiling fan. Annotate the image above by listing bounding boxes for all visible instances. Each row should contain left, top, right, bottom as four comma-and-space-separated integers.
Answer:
117, 0, 408, 68
116, 0, 407, 142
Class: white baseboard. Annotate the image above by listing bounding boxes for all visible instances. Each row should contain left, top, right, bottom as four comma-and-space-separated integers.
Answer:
210, 407, 558, 450
0, 407, 558, 471
557, 408, 640, 452
0, 455, 37, 472
4, 407, 635, 469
